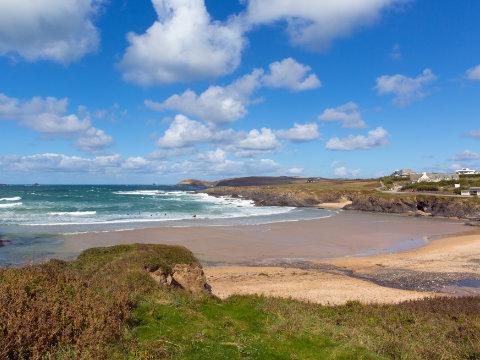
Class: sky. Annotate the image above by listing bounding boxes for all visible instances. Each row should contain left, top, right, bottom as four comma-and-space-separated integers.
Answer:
0, 0, 479, 184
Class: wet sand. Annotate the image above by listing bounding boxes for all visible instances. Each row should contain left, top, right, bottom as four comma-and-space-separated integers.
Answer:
60, 211, 479, 305
64, 211, 467, 265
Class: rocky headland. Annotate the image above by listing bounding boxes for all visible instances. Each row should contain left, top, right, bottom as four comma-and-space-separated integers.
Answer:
203, 185, 480, 220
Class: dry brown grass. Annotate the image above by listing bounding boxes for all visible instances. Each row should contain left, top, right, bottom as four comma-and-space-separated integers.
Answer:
0, 244, 197, 359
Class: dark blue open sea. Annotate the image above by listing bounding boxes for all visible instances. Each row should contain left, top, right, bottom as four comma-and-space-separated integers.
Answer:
0, 185, 333, 266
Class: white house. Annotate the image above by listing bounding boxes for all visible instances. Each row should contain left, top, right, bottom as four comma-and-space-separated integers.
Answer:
456, 168, 477, 175
410, 172, 460, 183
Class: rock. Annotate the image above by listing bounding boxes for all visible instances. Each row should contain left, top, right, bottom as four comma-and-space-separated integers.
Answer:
171, 264, 212, 294
149, 264, 212, 295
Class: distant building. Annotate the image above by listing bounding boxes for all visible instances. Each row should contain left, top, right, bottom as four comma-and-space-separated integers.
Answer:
392, 169, 416, 178
461, 188, 480, 197
410, 172, 459, 183
470, 187, 480, 196
456, 168, 477, 175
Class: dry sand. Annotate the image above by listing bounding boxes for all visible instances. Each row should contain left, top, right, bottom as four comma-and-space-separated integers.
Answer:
206, 266, 439, 305
205, 230, 480, 305
317, 199, 353, 209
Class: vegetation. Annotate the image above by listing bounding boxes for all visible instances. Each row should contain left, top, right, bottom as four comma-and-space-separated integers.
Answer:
1, 244, 479, 359
401, 183, 440, 192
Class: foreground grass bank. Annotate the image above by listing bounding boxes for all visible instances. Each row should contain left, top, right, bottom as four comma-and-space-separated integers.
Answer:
1, 244, 479, 359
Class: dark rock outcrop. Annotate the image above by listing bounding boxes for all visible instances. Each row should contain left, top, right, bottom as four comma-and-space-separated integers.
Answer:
204, 187, 480, 220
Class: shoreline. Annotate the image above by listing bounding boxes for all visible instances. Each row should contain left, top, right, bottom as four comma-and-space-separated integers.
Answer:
2, 209, 478, 304
60, 210, 468, 264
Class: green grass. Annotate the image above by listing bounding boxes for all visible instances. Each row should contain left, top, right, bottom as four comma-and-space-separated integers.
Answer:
1, 244, 479, 359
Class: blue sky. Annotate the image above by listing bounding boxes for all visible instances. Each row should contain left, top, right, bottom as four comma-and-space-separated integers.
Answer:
0, 0, 479, 184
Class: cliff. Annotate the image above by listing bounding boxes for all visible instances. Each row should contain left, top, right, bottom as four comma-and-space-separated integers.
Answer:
177, 176, 312, 188
204, 185, 480, 220
177, 179, 217, 187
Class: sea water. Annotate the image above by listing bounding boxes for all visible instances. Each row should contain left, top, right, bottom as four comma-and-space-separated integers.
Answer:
0, 185, 333, 266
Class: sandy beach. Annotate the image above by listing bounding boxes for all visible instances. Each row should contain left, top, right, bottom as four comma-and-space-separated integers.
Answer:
58, 210, 480, 305
206, 231, 480, 305
64, 211, 467, 264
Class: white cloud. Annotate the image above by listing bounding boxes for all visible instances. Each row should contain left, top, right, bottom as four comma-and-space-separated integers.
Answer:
0, 150, 284, 178
326, 127, 389, 151
146, 69, 264, 124
0, 153, 114, 173
466, 65, 480, 81
157, 114, 215, 148
0, 153, 166, 175
146, 58, 319, 123
287, 167, 304, 175
0, 92, 113, 151
375, 68, 437, 106
262, 58, 321, 91
276, 123, 319, 142
244, 0, 403, 51
119, 0, 245, 85
333, 166, 361, 177
0, 0, 102, 64
452, 150, 480, 162
319, 102, 366, 128
197, 148, 227, 163
122, 156, 150, 170
238, 128, 279, 150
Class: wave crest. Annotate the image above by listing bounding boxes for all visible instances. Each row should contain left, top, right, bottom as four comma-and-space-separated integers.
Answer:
0, 196, 22, 201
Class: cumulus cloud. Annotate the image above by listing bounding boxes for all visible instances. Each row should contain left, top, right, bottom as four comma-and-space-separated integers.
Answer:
326, 127, 389, 151
146, 58, 319, 124
157, 114, 215, 148
262, 58, 321, 91
156, 114, 236, 148
452, 150, 480, 162
119, 0, 245, 85
173, 156, 281, 176
0, 92, 113, 151
0, 153, 166, 175
276, 123, 319, 142
244, 0, 403, 51
238, 128, 279, 150
375, 68, 437, 106
146, 69, 264, 124
333, 166, 361, 177
0, 149, 285, 178
319, 102, 366, 128
287, 167, 304, 175
466, 65, 480, 81
196, 148, 227, 163
0, 0, 102, 64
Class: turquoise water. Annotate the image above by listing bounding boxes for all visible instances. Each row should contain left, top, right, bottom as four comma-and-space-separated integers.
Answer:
0, 185, 333, 266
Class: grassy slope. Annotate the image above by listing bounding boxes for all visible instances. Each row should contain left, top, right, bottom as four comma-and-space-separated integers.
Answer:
1, 244, 479, 359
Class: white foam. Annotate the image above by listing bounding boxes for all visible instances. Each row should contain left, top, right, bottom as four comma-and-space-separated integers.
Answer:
113, 190, 167, 196
0, 202, 22, 208
0, 196, 21, 201
48, 211, 97, 217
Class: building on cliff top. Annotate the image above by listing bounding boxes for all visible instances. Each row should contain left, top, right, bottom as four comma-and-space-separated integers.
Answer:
410, 172, 459, 183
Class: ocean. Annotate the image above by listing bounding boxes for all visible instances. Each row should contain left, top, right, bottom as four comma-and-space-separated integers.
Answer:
0, 185, 333, 266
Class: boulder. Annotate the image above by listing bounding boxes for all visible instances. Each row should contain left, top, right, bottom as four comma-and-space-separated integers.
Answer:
149, 264, 212, 295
